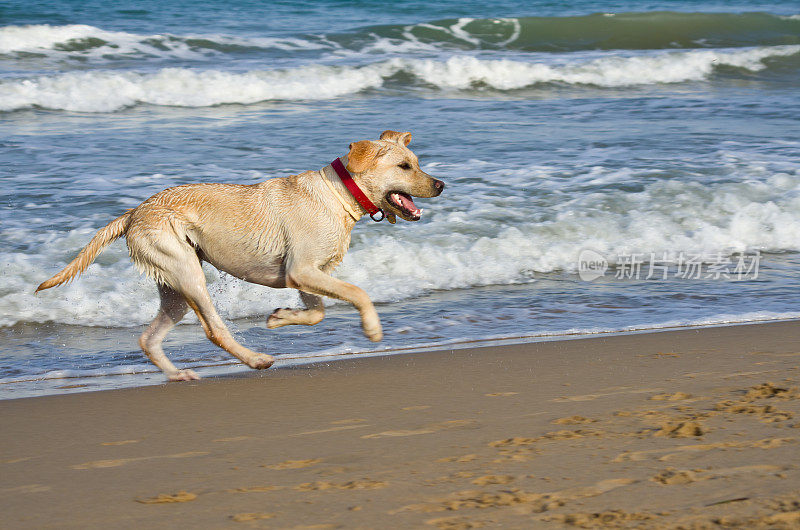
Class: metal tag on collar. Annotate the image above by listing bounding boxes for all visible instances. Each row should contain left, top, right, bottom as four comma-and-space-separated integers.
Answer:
370, 209, 385, 222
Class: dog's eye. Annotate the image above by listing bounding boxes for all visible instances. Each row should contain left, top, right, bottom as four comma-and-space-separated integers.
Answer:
398, 162, 411, 170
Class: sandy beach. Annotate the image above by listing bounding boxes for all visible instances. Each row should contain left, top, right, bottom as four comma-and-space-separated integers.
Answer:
2, 321, 799, 528
4, 1, 800, 528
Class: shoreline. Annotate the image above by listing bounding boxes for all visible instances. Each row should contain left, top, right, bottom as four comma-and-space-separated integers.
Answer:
2, 319, 800, 527
3, 316, 800, 400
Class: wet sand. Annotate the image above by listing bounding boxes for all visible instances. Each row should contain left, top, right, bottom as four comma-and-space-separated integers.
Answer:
2, 321, 800, 529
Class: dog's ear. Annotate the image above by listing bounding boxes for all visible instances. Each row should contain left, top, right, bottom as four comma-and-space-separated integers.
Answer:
346, 141, 391, 173
379, 130, 412, 147
346, 140, 379, 173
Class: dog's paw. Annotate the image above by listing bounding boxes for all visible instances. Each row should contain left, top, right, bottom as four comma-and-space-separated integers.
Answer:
246, 353, 274, 370
364, 324, 383, 342
168, 369, 200, 382
266, 308, 292, 329
267, 307, 324, 328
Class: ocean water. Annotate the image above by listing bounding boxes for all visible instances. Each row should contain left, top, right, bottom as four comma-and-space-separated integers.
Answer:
2, 0, 800, 398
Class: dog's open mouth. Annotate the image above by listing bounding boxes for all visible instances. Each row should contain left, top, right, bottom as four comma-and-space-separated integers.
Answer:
387, 191, 422, 220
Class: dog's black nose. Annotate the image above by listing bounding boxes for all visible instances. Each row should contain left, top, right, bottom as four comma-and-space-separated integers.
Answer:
434, 179, 445, 192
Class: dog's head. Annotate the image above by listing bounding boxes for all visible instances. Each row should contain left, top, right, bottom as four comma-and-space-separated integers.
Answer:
344, 130, 444, 223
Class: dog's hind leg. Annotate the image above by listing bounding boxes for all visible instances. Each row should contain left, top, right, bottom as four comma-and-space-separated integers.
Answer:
175, 264, 274, 371
128, 214, 272, 374
266, 292, 325, 329
139, 283, 198, 381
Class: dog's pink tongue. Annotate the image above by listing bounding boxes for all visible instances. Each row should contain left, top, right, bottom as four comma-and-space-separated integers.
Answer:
397, 193, 419, 212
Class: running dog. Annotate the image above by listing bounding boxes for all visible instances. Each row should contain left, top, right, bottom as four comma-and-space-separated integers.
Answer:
36, 130, 445, 381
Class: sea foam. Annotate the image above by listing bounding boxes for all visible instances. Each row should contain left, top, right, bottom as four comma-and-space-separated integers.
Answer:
2, 45, 798, 112
0, 66, 386, 112
0, 24, 132, 53
6, 152, 800, 328
4, 12, 797, 60
0, 23, 326, 59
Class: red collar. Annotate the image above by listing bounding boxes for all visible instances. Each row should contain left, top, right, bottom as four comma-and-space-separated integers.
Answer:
331, 158, 385, 222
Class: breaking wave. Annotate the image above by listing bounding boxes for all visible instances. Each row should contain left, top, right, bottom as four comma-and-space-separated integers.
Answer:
358, 11, 800, 52
2, 45, 798, 112
5, 150, 800, 328
2, 12, 799, 61
0, 23, 326, 60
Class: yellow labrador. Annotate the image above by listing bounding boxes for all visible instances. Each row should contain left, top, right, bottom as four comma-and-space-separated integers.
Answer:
36, 130, 444, 381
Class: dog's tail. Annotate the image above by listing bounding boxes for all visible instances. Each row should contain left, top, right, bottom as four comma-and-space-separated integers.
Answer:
35, 211, 133, 293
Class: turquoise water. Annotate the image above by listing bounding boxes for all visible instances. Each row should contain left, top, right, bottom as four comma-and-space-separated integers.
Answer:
2, 1, 800, 397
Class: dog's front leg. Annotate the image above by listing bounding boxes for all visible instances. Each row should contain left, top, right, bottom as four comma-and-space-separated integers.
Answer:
286, 267, 382, 342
